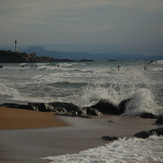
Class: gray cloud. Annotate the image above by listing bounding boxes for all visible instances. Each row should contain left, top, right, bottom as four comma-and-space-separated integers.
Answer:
0, 0, 163, 55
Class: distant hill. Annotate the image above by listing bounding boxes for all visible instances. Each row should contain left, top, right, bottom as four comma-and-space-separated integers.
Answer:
24, 46, 94, 60
24, 46, 163, 61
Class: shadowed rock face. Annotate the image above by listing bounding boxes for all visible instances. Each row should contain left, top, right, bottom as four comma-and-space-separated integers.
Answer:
134, 127, 163, 139
0, 98, 159, 118
138, 113, 158, 119
91, 100, 119, 115
156, 116, 163, 125
118, 98, 132, 114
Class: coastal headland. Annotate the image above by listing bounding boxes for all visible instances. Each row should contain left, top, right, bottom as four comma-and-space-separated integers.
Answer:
0, 50, 94, 63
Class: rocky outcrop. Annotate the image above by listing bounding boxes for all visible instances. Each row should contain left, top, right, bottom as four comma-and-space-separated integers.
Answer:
74, 107, 103, 116
118, 98, 132, 114
1, 102, 80, 113
138, 113, 157, 119
156, 116, 163, 125
0, 98, 161, 118
90, 100, 119, 115
0, 50, 77, 63
134, 127, 163, 139
0, 103, 33, 110
28, 102, 80, 112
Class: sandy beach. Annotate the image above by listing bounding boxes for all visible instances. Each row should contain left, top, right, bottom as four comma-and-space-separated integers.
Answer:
0, 107, 68, 130
0, 106, 161, 163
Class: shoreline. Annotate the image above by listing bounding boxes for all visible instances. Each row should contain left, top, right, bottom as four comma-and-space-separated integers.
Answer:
0, 106, 162, 163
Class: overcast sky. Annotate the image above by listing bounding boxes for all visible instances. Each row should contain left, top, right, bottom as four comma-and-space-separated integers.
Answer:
0, 0, 163, 55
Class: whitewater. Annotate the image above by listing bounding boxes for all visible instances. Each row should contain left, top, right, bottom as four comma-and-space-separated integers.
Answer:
0, 60, 162, 115
42, 135, 163, 163
0, 60, 163, 162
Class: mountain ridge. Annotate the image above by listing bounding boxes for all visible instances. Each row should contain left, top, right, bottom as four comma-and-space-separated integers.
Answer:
24, 46, 163, 61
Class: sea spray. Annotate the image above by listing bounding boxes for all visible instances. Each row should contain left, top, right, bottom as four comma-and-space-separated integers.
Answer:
124, 88, 162, 115
76, 66, 152, 106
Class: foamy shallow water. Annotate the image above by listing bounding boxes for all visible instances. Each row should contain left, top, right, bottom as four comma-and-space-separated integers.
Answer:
42, 135, 163, 163
0, 61, 162, 116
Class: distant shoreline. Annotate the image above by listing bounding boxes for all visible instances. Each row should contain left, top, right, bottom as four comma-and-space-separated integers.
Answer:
0, 50, 94, 63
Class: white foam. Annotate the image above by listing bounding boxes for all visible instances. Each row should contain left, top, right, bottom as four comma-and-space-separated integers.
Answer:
153, 60, 163, 65
0, 83, 20, 98
0, 62, 162, 114
42, 135, 163, 163
124, 88, 163, 116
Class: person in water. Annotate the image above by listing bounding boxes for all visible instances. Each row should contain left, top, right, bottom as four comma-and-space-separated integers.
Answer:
118, 66, 120, 71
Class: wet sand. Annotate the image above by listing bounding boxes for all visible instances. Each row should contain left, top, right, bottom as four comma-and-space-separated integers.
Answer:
0, 107, 161, 163
0, 107, 68, 130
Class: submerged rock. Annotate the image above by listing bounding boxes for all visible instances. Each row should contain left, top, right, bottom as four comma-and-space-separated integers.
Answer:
139, 113, 157, 119
156, 116, 163, 125
28, 102, 80, 112
134, 131, 151, 139
102, 136, 118, 141
134, 127, 163, 139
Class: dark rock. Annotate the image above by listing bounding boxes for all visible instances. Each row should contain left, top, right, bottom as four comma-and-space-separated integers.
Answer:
0, 103, 32, 110
139, 113, 157, 119
118, 98, 132, 114
1, 103, 21, 108
102, 136, 118, 141
89, 108, 103, 116
28, 102, 80, 112
134, 127, 163, 139
77, 107, 103, 116
0, 50, 78, 63
1, 102, 80, 113
134, 131, 151, 139
108, 120, 114, 123
150, 128, 163, 136
49, 102, 80, 112
28, 103, 44, 111
156, 116, 163, 125
28, 102, 55, 112
18, 104, 33, 110
37, 103, 54, 112
91, 100, 119, 115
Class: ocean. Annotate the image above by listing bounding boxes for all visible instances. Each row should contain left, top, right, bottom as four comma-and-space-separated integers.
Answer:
0, 60, 162, 115
0, 60, 163, 162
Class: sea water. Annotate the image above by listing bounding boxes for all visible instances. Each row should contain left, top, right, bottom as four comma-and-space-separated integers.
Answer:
0, 60, 162, 115
0, 60, 163, 162
42, 135, 163, 163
